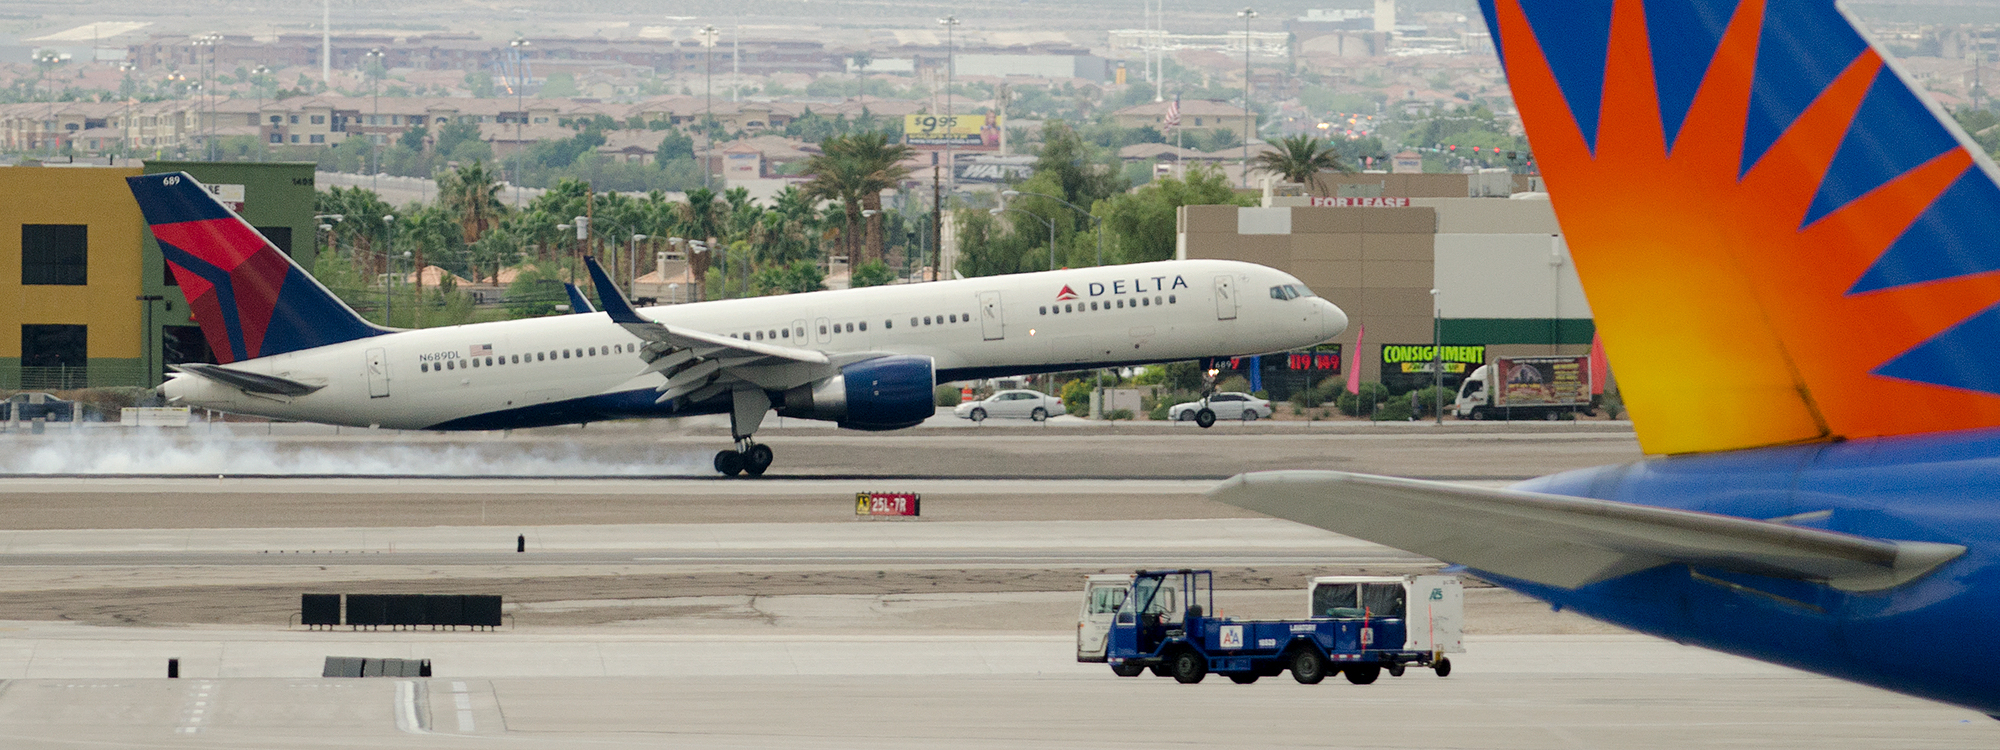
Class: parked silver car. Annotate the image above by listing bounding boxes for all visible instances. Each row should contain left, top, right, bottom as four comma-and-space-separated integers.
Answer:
1168, 392, 1272, 428
955, 389, 1064, 422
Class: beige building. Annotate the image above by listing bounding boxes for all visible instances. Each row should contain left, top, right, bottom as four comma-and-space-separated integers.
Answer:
1112, 99, 1255, 142
1178, 191, 1591, 387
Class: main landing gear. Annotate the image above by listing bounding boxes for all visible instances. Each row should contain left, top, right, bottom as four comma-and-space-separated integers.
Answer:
716, 387, 774, 478
714, 440, 773, 477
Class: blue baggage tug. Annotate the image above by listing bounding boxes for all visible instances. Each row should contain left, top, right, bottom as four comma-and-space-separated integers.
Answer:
1086, 569, 1464, 684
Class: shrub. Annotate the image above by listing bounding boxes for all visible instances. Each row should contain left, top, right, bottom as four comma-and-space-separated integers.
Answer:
1215, 375, 1251, 394
1336, 382, 1391, 417
1371, 398, 1414, 421
1406, 385, 1456, 419
934, 385, 963, 407
1060, 378, 1094, 416
1105, 408, 1134, 421
1597, 390, 1624, 419
1291, 380, 1342, 410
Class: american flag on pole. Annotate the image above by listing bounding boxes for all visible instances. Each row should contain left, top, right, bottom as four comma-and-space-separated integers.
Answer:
1164, 94, 1181, 130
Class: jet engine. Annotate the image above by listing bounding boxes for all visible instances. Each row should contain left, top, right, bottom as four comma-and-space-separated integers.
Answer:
777, 355, 936, 431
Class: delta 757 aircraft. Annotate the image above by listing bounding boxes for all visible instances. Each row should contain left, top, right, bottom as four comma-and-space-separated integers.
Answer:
1214, 0, 2000, 717
127, 173, 1346, 476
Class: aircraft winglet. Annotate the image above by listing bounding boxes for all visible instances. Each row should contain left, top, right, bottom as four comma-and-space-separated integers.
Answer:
582, 256, 647, 325
563, 283, 597, 314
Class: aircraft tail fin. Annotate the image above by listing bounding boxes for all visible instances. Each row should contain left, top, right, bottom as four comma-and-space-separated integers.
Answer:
1483, 0, 2000, 453
564, 282, 598, 314
127, 173, 388, 364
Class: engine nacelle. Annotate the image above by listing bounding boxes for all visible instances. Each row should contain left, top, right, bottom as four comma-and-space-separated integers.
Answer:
778, 355, 936, 431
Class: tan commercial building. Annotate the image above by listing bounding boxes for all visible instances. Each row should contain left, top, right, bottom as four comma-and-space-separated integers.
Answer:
1178, 178, 1590, 390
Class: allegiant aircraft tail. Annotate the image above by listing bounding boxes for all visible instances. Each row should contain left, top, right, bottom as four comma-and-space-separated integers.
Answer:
128, 172, 388, 364
1483, 0, 2000, 454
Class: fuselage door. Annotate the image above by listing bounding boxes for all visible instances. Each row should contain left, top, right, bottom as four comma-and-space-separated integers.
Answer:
1214, 275, 1238, 320
365, 347, 390, 398
978, 291, 1004, 341
791, 318, 808, 345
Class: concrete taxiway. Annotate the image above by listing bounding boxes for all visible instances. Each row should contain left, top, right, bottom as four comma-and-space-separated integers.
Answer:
0, 425, 1993, 747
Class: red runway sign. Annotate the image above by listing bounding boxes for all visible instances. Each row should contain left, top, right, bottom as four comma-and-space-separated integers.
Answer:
856, 492, 921, 517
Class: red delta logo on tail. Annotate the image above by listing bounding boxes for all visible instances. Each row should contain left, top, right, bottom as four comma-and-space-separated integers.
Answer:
127, 173, 385, 364
1056, 285, 1079, 301
1481, 0, 2000, 454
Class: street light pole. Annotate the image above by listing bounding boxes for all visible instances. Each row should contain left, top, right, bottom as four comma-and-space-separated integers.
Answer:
991, 207, 1055, 270
701, 25, 717, 190
382, 214, 396, 326
1431, 288, 1443, 425
1238, 7, 1257, 188
366, 47, 384, 192
938, 15, 960, 198
1002, 189, 1103, 266
509, 37, 530, 209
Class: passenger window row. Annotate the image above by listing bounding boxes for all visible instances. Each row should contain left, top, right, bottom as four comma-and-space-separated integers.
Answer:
1038, 295, 1175, 316
419, 343, 633, 373
736, 325, 810, 342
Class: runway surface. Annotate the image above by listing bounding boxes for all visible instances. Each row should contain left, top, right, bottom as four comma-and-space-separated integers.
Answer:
0, 425, 1992, 747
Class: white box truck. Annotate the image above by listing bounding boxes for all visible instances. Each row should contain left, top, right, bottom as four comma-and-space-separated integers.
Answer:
1454, 355, 1594, 420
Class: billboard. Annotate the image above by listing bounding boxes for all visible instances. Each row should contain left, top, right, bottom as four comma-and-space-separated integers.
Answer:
1493, 355, 1591, 408
1379, 344, 1485, 392
904, 113, 1003, 151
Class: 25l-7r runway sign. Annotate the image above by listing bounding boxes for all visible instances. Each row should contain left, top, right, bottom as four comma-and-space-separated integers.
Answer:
856, 492, 920, 517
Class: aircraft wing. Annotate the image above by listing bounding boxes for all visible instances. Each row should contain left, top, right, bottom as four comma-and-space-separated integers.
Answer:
1208, 471, 1964, 592
582, 257, 841, 402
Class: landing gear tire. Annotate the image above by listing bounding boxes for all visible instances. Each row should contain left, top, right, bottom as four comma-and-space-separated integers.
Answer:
1031, 407, 1048, 422
1228, 673, 1260, 684
1170, 650, 1207, 684
1195, 409, 1217, 429
970, 408, 987, 422
744, 444, 774, 476
1111, 663, 1146, 678
1344, 663, 1382, 685
1433, 657, 1452, 677
714, 450, 744, 477
1290, 649, 1327, 684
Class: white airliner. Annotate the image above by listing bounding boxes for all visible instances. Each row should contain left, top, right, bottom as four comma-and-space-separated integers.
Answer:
128, 172, 1347, 475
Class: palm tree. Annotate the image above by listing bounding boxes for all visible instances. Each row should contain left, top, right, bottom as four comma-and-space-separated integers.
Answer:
436, 162, 507, 278
802, 131, 913, 265
1252, 135, 1353, 197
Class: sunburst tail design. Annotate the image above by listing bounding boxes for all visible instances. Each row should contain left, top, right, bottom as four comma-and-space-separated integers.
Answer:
1482, 0, 2000, 454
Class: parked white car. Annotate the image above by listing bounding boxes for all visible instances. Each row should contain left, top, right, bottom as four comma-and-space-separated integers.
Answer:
955, 389, 1064, 422
1168, 392, 1273, 428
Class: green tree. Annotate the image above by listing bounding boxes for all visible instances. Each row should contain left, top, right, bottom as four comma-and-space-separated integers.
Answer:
540, 72, 578, 98
1099, 165, 1255, 264
752, 259, 827, 295
849, 259, 895, 287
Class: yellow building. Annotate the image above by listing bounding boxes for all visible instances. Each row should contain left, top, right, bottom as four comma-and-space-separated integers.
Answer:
0, 165, 147, 390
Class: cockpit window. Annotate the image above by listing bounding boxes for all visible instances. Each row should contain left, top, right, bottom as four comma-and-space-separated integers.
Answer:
1269, 284, 1310, 300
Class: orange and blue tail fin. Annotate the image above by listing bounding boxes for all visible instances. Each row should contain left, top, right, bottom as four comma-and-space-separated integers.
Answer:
127, 172, 387, 364
1483, 0, 2000, 454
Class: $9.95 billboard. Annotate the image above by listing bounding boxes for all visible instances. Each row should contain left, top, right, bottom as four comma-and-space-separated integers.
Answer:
904, 114, 1002, 151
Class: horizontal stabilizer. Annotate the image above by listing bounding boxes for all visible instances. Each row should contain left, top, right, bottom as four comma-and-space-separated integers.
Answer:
1209, 471, 1963, 592
173, 363, 325, 397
